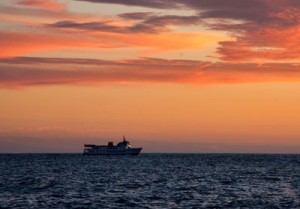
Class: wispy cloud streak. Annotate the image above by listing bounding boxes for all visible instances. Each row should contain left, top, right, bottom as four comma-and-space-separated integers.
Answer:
1, 57, 300, 88
48, 13, 200, 34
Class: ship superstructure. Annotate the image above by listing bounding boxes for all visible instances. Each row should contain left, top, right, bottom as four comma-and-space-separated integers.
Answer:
83, 136, 142, 155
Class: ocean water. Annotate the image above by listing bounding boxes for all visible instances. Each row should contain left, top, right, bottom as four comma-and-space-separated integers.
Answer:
0, 154, 299, 209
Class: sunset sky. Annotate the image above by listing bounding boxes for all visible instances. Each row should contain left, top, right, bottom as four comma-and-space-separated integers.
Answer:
1, 0, 300, 153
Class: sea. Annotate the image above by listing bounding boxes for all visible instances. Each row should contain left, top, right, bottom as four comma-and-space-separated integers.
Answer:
0, 154, 299, 209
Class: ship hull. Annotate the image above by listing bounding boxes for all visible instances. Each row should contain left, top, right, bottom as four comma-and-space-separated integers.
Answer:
83, 148, 142, 155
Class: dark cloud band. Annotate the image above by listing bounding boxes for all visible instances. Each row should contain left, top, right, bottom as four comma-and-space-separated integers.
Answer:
1, 57, 300, 88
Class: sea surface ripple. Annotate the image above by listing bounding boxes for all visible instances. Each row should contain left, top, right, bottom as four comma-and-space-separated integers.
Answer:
0, 154, 299, 208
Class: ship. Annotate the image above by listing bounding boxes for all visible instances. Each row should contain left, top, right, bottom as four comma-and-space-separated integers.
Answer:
83, 136, 142, 155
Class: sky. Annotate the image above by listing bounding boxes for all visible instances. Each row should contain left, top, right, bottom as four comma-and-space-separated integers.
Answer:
1, 0, 300, 153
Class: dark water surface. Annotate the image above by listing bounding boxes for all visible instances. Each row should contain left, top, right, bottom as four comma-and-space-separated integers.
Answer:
0, 154, 299, 208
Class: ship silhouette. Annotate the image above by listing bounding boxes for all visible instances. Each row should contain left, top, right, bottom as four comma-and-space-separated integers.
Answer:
83, 136, 142, 155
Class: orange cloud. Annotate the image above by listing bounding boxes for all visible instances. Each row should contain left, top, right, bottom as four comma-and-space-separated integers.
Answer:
15, 0, 66, 11
217, 24, 300, 62
0, 31, 74, 58
0, 27, 225, 58
0, 30, 126, 58
110, 32, 223, 51
1, 57, 300, 88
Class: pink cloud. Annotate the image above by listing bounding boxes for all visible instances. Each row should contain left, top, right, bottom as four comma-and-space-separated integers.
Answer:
15, 0, 66, 11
